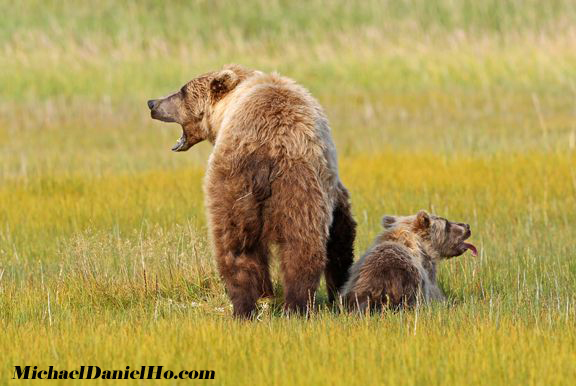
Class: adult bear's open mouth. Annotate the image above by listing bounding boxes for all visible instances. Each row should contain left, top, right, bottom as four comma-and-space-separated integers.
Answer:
172, 131, 188, 152
171, 125, 203, 152
172, 129, 193, 152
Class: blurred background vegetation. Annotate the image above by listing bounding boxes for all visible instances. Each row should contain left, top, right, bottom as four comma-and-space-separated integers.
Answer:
2, 0, 575, 174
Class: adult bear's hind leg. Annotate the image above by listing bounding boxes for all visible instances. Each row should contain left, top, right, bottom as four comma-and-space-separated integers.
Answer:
206, 159, 273, 318
280, 240, 326, 315
255, 244, 274, 299
273, 165, 330, 315
216, 246, 271, 318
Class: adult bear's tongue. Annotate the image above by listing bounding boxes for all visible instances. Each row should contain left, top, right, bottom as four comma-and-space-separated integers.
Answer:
462, 242, 478, 257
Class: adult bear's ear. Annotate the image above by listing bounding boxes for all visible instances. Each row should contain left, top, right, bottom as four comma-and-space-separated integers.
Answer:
414, 210, 430, 230
210, 69, 240, 101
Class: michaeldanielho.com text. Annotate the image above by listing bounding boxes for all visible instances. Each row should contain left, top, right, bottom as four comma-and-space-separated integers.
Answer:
13, 366, 215, 380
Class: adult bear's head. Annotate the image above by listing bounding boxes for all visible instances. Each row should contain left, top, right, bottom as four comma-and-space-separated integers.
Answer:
147, 64, 253, 151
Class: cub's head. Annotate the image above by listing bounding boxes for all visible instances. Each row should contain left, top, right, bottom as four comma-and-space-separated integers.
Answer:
147, 64, 251, 151
381, 210, 477, 259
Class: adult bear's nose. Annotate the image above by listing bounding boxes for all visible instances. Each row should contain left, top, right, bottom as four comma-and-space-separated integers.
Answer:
147, 99, 157, 110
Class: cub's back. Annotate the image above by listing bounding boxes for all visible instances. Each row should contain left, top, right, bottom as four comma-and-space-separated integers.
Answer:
342, 242, 422, 310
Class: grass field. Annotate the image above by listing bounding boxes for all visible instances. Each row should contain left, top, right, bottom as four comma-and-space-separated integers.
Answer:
1, 1, 576, 384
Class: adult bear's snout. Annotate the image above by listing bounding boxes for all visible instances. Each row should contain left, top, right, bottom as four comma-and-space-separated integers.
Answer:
147, 99, 157, 110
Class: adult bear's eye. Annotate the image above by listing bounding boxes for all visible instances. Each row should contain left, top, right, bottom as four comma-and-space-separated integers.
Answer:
444, 220, 451, 232
180, 87, 187, 97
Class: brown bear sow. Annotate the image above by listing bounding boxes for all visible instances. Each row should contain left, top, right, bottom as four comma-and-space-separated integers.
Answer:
342, 211, 477, 311
147, 65, 356, 317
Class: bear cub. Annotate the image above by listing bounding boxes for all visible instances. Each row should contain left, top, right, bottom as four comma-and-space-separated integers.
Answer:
342, 210, 477, 311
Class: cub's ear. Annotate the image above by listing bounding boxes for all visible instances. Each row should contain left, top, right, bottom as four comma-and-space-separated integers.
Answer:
210, 69, 240, 101
415, 210, 430, 230
381, 216, 396, 229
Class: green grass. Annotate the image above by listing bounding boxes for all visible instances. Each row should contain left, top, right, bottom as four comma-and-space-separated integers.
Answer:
1, 1, 576, 385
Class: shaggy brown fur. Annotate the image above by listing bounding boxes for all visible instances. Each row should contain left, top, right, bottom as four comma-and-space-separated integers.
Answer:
325, 183, 356, 303
342, 211, 477, 311
148, 65, 356, 318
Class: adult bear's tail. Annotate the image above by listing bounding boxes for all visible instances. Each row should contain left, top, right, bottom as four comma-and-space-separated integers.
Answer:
325, 182, 356, 304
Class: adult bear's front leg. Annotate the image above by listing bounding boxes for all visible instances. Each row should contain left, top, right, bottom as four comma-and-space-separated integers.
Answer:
325, 182, 356, 304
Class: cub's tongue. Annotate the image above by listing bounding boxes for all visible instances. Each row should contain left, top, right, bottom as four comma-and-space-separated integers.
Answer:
463, 242, 478, 257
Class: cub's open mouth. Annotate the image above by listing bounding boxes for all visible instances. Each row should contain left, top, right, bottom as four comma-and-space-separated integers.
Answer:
458, 229, 477, 257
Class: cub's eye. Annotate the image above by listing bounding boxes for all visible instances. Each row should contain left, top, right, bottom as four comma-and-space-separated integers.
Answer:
180, 87, 187, 97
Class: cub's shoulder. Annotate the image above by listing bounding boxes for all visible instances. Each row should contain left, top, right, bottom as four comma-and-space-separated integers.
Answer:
356, 241, 420, 278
